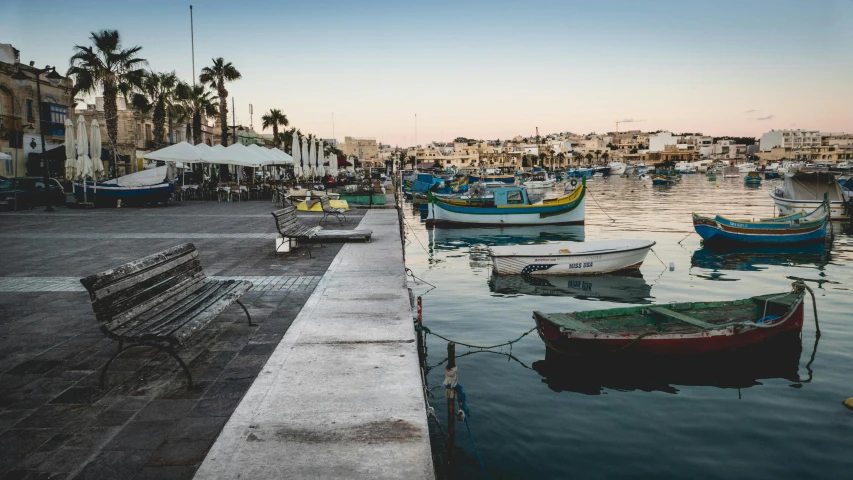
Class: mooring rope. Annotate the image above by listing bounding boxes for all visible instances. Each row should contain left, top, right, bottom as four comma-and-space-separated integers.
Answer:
452, 384, 489, 479
415, 323, 536, 350
586, 186, 616, 223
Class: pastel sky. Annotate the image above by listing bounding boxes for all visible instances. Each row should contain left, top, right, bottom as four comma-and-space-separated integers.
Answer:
6, 0, 853, 145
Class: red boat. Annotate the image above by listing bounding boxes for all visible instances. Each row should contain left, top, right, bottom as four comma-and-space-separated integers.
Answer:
533, 282, 811, 356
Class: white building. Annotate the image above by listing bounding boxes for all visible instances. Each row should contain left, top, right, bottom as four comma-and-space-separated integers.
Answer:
759, 129, 821, 151
648, 132, 678, 152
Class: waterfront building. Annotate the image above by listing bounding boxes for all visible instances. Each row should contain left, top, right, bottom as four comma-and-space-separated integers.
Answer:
757, 145, 853, 164
822, 133, 853, 146
0, 43, 74, 178
648, 144, 696, 163
342, 136, 378, 164
759, 129, 821, 151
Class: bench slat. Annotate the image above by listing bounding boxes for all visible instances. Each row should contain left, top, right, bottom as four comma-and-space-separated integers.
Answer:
92, 260, 203, 318
169, 280, 253, 344
102, 273, 207, 332
81, 243, 197, 293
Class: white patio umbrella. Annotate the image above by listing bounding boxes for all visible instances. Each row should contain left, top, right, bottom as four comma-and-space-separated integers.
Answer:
301, 138, 310, 180
271, 147, 293, 164
291, 135, 302, 179
76, 116, 92, 179
91, 120, 104, 179
308, 139, 317, 180
64, 119, 76, 180
315, 140, 324, 178
330, 153, 338, 177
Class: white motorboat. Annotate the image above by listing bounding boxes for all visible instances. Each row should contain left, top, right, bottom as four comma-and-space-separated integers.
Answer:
608, 162, 627, 176
770, 171, 849, 220
489, 239, 656, 275
524, 171, 556, 189
738, 162, 756, 173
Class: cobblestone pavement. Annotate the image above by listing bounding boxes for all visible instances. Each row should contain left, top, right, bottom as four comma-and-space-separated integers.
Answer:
0, 200, 367, 480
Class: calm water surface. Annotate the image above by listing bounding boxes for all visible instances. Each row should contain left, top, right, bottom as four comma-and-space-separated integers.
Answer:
402, 174, 853, 480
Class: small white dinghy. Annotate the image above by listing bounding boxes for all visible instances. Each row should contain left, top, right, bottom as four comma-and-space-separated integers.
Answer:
489, 239, 656, 275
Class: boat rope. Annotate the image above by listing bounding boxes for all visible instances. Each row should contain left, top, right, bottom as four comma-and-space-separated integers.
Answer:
401, 211, 431, 256
449, 384, 489, 479
586, 187, 616, 223
428, 349, 534, 371
802, 283, 820, 335
415, 323, 536, 350
677, 231, 693, 245
406, 268, 437, 290
649, 248, 668, 270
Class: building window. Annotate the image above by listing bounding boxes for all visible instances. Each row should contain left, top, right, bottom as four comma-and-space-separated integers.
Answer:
4, 156, 12, 175
26, 99, 34, 122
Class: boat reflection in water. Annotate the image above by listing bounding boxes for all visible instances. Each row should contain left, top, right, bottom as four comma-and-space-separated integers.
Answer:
428, 225, 585, 251
690, 242, 830, 273
489, 271, 653, 304
532, 332, 816, 395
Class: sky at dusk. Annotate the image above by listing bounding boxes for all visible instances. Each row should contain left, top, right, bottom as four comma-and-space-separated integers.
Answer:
5, 0, 853, 146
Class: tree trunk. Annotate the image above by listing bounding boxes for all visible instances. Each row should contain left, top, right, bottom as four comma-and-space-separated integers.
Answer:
218, 81, 228, 147
103, 81, 119, 177
272, 125, 279, 148
193, 113, 202, 145
153, 97, 166, 148
186, 122, 192, 145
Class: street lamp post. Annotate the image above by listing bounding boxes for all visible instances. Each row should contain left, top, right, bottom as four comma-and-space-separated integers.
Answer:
12, 65, 64, 212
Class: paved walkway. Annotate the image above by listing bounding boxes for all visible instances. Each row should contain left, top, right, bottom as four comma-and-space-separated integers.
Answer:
195, 210, 434, 480
0, 201, 366, 479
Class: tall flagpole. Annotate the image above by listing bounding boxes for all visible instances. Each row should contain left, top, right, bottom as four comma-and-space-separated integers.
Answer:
190, 5, 196, 84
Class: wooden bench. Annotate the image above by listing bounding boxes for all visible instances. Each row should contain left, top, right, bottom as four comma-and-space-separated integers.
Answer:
79, 243, 253, 389
272, 206, 323, 257
319, 196, 347, 225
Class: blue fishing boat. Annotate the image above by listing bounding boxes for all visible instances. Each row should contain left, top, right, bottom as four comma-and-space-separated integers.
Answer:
73, 165, 174, 207
426, 181, 585, 227
692, 200, 828, 245
469, 173, 516, 184
413, 173, 445, 193
764, 171, 781, 180
567, 168, 593, 178
744, 171, 762, 186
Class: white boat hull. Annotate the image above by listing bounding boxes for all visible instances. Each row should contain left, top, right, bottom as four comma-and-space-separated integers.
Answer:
490, 240, 654, 275
427, 198, 585, 226
524, 179, 556, 189
609, 164, 626, 175
770, 193, 849, 220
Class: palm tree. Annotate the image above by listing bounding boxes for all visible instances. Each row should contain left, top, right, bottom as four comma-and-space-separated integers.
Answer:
68, 29, 147, 172
595, 149, 602, 164
175, 82, 217, 145
277, 127, 301, 154
261, 109, 289, 148
199, 58, 241, 147
602, 151, 610, 163
556, 152, 565, 169
585, 153, 593, 165
132, 70, 178, 148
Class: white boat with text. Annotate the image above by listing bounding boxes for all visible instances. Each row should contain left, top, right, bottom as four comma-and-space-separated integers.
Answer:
489, 239, 656, 275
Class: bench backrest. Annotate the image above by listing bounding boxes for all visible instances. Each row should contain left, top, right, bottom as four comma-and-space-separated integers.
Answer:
272, 206, 299, 234
319, 196, 332, 210
79, 243, 205, 326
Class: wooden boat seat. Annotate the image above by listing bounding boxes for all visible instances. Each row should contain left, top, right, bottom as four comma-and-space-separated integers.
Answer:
535, 312, 600, 333
646, 306, 716, 330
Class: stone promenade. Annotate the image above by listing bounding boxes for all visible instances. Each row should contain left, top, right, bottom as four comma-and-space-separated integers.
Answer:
0, 200, 366, 479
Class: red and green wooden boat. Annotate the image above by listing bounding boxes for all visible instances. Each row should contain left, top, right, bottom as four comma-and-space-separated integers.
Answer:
533, 281, 810, 355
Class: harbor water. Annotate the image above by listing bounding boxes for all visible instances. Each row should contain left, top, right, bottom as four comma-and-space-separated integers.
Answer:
403, 174, 853, 479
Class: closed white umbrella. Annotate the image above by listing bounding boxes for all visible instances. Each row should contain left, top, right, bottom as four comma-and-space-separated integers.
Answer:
308, 139, 317, 179
64, 119, 76, 180
291, 135, 302, 179
301, 138, 310, 180
90, 120, 104, 179
76, 116, 91, 179
316, 140, 325, 178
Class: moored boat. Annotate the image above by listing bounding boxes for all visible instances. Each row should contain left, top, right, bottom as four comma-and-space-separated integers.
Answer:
770, 171, 849, 219
427, 182, 585, 227
73, 165, 174, 207
692, 200, 829, 245
469, 173, 516, 184
744, 171, 762, 186
533, 281, 811, 355
489, 239, 655, 275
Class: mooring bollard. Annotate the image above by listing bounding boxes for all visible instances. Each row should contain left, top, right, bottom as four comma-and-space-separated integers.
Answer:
417, 296, 423, 326
445, 341, 457, 474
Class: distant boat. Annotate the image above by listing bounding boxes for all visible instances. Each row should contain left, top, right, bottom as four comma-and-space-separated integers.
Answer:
692, 200, 829, 245
723, 165, 740, 178
73, 165, 174, 206
532, 281, 810, 355
770, 171, 850, 220
523, 171, 556, 189
489, 239, 655, 275
764, 171, 781, 180
608, 162, 626, 175
469, 173, 516, 184
738, 162, 757, 173
744, 171, 762, 186
427, 183, 585, 227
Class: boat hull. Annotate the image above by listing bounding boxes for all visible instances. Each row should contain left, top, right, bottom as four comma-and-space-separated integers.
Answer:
770, 193, 848, 220
426, 187, 585, 227
469, 174, 515, 184
73, 181, 174, 206
491, 242, 652, 275
534, 303, 804, 356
